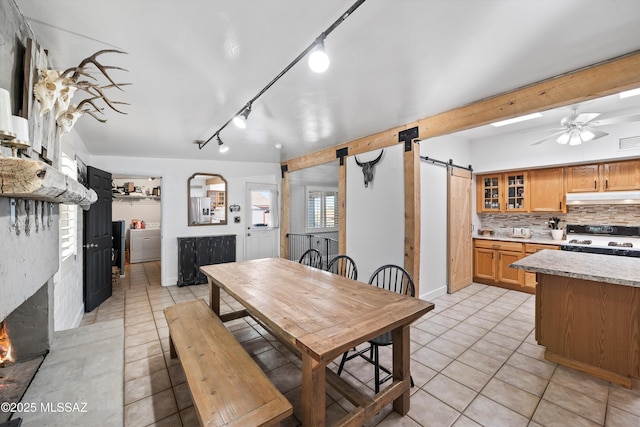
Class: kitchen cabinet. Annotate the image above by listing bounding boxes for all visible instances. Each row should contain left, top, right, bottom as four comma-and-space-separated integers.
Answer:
504, 172, 528, 212
529, 168, 566, 212
603, 160, 640, 191
473, 239, 528, 292
477, 174, 502, 212
566, 160, 640, 192
476, 172, 528, 213
177, 235, 236, 286
207, 190, 226, 207
523, 243, 559, 291
565, 164, 600, 192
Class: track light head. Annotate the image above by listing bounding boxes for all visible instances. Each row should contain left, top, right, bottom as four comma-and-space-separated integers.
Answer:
308, 38, 330, 73
217, 135, 229, 153
233, 103, 252, 129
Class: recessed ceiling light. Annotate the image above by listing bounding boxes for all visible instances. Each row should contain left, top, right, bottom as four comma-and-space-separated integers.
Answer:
275, 143, 282, 149
490, 112, 543, 127
620, 88, 640, 99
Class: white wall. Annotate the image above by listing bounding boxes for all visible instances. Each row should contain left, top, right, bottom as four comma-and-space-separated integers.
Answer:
471, 121, 640, 173
346, 144, 404, 283
90, 154, 280, 286
419, 135, 472, 300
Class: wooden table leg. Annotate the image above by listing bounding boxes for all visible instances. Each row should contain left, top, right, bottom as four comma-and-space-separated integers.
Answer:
209, 279, 220, 315
302, 352, 325, 427
392, 323, 411, 415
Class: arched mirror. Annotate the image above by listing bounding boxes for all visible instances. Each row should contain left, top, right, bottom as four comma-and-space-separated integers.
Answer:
188, 173, 227, 226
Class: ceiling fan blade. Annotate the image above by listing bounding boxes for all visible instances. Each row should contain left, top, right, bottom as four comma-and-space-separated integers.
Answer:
573, 112, 601, 125
520, 126, 563, 134
588, 128, 609, 140
594, 113, 640, 126
529, 130, 567, 146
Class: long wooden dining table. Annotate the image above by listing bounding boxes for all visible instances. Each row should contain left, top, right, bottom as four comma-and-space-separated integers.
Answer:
200, 257, 434, 427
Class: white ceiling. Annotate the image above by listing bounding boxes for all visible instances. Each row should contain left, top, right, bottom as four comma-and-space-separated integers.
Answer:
14, 0, 640, 164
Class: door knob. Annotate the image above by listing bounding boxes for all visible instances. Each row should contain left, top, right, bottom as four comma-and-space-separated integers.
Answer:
247, 233, 251, 236
83, 243, 98, 248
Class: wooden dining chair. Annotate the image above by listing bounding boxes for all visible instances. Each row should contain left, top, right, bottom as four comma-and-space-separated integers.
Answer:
326, 255, 358, 280
298, 248, 323, 269
337, 264, 415, 393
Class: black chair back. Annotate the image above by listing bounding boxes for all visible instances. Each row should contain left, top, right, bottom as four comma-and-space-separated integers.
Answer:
298, 248, 323, 269
368, 264, 415, 297
326, 255, 358, 280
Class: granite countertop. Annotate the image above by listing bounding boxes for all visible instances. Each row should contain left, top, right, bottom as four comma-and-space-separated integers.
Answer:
474, 233, 562, 245
510, 250, 640, 287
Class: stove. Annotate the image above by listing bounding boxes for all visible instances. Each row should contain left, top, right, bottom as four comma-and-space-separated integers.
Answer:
561, 224, 640, 257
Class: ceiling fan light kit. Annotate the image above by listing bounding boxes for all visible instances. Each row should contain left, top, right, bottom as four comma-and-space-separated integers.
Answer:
532, 107, 640, 146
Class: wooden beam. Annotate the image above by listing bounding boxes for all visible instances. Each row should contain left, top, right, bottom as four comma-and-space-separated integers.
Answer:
285, 121, 420, 173
282, 50, 640, 171
417, 50, 640, 139
403, 143, 421, 295
279, 171, 290, 259
338, 163, 347, 255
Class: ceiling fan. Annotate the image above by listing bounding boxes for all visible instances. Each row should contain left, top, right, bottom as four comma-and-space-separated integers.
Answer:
530, 109, 640, 146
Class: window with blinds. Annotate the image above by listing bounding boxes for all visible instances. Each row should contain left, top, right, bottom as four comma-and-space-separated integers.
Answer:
60, 152, 78, 261
306, 187, 338, 232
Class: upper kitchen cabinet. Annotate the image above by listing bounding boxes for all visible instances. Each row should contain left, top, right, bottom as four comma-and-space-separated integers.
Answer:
566, 164, 601, 192
603, 160, 640, 191
476, 172, 528, 213
504, 172, 528, 212
566, 160, 640, 192
529, 168, 566, 212
477, 174, 503, 212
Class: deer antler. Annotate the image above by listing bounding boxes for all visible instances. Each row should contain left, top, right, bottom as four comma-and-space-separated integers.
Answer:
66, 49, 129, 90
42, 49, 130, 135
76, 83, 130, 115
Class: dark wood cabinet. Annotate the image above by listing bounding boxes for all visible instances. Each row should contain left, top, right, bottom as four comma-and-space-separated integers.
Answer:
177, 235, 236, 286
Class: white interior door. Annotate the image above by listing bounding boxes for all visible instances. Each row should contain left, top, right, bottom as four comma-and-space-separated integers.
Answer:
245, 183, 279, 260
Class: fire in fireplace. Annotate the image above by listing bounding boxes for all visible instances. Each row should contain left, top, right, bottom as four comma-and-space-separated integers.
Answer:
0, 322, 14, 367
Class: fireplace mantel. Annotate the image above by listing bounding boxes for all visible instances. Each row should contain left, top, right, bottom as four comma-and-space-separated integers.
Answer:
0, 157, 96, 210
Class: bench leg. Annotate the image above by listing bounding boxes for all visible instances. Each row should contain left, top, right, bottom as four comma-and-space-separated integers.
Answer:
169, 335, 177, 359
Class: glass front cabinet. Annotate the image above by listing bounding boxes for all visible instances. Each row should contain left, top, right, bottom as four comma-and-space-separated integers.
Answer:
477, 172, 528, 213
478, 175, 502, 212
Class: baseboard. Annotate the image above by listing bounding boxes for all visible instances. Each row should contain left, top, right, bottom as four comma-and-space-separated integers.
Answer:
420, 285, 447, 301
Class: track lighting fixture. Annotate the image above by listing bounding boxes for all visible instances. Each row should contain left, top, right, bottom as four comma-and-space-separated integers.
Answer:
196, 0, 367, 151
308, 38, 330, 73
217, 135, 229, 153
233, 103, 252, 129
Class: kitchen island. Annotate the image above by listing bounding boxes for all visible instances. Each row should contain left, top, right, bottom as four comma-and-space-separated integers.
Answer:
511, 250, 640, 388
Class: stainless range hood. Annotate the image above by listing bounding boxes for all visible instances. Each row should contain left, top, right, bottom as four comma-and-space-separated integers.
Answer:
566, 191, 640, 205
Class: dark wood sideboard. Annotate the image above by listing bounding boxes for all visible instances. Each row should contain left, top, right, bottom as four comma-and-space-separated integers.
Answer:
177, 235, 236, 286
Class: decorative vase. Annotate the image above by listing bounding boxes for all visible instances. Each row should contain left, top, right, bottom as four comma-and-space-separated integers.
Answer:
551, 229, 564, 240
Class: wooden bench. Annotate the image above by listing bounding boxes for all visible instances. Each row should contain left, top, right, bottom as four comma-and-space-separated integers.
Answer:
164, 299, 292, 427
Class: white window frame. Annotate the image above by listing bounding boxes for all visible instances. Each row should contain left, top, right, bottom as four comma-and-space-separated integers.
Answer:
305, 186, 338, 234
59, 151, 78, 264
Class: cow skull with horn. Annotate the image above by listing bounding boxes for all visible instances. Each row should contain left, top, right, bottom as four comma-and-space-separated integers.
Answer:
33, 49, 130, 135
354, 149, 384, 188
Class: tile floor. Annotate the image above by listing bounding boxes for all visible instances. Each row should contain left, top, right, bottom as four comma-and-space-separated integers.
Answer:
78, 261, 640, 426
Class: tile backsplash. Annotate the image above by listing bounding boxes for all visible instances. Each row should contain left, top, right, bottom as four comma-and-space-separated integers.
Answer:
479, 205, 640, 237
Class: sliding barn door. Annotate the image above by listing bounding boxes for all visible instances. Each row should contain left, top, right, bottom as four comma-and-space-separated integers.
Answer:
447, 167, 472, 293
